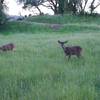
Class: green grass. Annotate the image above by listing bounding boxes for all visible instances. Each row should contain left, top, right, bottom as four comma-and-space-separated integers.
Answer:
1, 14, 100, 35
0, 33, 100, 100
0, 15, 100, 100
1, 21, 100, 35
25, 14, 100, 24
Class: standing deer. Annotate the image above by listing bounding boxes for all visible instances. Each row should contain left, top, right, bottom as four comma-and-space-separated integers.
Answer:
58, 40, 82, 60
0, 43, 15, 52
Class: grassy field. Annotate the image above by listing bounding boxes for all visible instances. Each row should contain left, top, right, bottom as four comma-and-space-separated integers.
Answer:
0, 15, 100, 100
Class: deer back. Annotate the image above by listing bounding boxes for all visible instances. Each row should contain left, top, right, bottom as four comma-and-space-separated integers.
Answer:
1, 43, 15, 51
65, 46, 82, 55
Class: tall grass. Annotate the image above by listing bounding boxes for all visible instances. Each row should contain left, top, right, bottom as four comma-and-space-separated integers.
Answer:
25, 14, 100, 24
1, 14, 100, 35
0, 21, 100, 35
0, 32, 100, 100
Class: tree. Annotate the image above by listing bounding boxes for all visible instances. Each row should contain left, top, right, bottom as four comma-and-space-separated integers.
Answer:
0, 0, 6, 25
64, 0, 100, 15
18, 0, 45, 15
64, 0, 78, 14
89, 0, 100, 14
42, 0, 65, 15
18, 0, 100, 15
43, 0, 59, 14
58, 0, 65, 15
78, 0, 88, 15
18, 0, 65, 15
76, 0, 100, 15
45, 0, 64, 15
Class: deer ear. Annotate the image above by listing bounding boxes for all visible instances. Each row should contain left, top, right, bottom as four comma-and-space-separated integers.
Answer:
65, 40, 68, 43
58, 40, 61, 43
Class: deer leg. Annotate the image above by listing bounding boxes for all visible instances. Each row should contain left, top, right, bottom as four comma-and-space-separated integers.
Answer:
77, 53, 81, 58
68, 55, 71, 60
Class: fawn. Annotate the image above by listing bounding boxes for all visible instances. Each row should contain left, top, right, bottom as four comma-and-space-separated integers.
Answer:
58, 40, 82, 60
0, 43, 15, 52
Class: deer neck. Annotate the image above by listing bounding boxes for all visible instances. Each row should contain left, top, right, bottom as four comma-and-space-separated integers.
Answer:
61, 45, 66, 51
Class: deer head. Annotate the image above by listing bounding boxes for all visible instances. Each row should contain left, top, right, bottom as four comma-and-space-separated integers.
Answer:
58, 40, 68, 49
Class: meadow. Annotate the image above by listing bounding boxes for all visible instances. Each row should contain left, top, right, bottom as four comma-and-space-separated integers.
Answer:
0, 15, 100, 100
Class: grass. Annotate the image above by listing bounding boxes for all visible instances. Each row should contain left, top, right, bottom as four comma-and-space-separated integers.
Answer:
25, 14, 100, 24
1, 14, 100, 35
0, 15, 100, 100
0, 33, 100, 100
1, 21, 100, 35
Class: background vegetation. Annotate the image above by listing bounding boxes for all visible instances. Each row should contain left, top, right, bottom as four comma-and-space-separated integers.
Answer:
1, 14, 100, 34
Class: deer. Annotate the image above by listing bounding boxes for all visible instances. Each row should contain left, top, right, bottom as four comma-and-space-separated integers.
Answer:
58, 40, 82, 60
0, 43, 15, 52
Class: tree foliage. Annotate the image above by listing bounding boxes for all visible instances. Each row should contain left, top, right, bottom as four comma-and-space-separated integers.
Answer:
0, 0, 6, 25
18, 0, 100, 15
44, 0, 59, 14
18, 0, 45, 15
43, 0, 65, 15
89, 0, 100, 14
58, 0, 65, 15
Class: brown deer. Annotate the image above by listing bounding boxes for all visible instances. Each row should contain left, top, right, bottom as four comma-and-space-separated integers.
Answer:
0, 43, 15, 52
58, 40, 82, 60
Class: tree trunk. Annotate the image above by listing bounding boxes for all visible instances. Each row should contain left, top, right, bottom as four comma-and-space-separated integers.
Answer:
36, 6, 43, 15
58, 0, 65, 15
